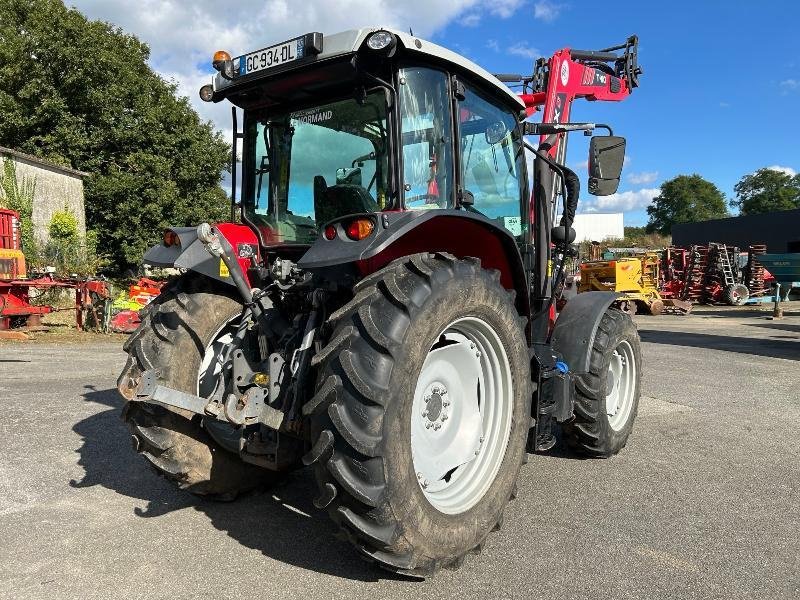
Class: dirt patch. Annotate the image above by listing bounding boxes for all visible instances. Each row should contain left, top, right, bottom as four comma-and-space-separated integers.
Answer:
0, 325, 128, 345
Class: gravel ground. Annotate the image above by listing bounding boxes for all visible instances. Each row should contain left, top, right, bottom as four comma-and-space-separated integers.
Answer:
0, 304, 798, 600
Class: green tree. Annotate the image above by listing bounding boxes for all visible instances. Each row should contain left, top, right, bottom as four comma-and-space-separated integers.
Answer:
0, 0, 229, 270
43, 208, 106, 276
0, 158, 38, 261
645, 174, 729, 235
731, 168, 800, 215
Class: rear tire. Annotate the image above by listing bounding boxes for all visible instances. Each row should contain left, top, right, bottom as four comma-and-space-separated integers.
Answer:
304, 253, 530, 576
562, 308, 641, 457
118, 277, 276, 499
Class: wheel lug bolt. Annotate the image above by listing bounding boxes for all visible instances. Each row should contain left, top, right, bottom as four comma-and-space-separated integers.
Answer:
422, 410, 428, 417
433, 423, 442, 431
441, 413, 448, 421
425, 422, 432, 429
443, 400, 450, 407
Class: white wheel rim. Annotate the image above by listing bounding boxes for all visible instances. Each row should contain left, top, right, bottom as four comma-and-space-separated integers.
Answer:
197, 317, 241, 452
197, 318, 238, 398
605, 339, 636, 431
410, 317, 513, 515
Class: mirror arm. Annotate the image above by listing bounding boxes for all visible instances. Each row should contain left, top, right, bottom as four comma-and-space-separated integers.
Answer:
523, 122, 614, 136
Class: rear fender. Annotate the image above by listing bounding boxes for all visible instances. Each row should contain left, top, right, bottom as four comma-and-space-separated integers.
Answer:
297, 210, 530, 319
143, 223, 259, 287
550, 291, 619, 374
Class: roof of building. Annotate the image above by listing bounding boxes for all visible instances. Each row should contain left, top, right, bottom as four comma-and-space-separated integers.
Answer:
0, 146, 89, 178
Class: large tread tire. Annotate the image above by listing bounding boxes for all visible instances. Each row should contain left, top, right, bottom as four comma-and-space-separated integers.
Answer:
562, 308, 641, 457
304, 253, 530, 577
118, 276, 275, 499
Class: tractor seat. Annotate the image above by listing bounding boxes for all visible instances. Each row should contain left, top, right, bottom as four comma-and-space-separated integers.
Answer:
313, 175, 379, 225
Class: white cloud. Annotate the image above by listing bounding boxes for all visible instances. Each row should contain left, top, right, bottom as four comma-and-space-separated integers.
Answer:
508, 42, 541, 60
767, 165, 797, 177
486, 39, 500, 52
626, 171, 658, 185
580, 188, 659, 214
490, 0, 526, 18
569, 159, 588, 174
460, 13, 481, 27
533, 1, 563, 22
780, 79, 799, 92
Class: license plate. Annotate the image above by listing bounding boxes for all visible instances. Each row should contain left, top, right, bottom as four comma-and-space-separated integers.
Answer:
235, 38, 305, 77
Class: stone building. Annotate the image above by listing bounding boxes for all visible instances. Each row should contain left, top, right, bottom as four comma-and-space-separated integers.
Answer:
0, 146, 88, 245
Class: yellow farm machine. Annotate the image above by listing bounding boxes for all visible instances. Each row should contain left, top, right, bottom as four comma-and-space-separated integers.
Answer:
579, 252, 691, 315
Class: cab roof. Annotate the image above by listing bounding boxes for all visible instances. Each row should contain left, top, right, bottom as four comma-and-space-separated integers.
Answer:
212, 27, 525, 110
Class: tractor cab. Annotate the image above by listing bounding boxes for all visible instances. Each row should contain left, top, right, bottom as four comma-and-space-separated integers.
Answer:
201, 28, 530, 249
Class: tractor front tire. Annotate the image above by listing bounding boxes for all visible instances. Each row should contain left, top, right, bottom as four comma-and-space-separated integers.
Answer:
118, 277, 275, 499
304, 254, 530, 576
562, 308, 641, 457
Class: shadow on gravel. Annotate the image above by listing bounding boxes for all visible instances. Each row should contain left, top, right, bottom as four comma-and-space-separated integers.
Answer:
639, 329, 800, 361
746, 322, 800, 334
70, 386, 392, 582
689, 307, 800, 318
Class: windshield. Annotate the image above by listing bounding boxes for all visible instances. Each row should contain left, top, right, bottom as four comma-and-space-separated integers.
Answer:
244, 92, 389, 244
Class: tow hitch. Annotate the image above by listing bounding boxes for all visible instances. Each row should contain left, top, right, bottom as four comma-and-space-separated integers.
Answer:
133, 368, 286, 430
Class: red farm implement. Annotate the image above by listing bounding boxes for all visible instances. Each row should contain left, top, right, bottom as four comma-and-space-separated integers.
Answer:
0, 208, 111, 334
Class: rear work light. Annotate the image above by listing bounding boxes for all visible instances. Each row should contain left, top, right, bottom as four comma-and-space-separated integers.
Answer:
367, 31, 395, 50
323, 225, 337, 240
366, 31, 397, 56
345, 218, 375, 241
199, 84, 213, 102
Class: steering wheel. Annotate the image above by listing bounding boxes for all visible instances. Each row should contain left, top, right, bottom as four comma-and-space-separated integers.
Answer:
404, 194, 440, 206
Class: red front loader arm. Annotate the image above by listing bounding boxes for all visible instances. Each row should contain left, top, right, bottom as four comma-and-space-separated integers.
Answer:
522, 35, 641, 164
511, 36, 642, 336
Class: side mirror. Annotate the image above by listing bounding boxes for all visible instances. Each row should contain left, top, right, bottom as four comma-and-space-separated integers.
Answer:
336, 167, 362, 186
485, 121, 508, 145
588, 135, 626, 196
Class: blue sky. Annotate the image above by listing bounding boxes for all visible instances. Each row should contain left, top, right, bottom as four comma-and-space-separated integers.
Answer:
429, 1, 800, 225
73, 0, 800, 227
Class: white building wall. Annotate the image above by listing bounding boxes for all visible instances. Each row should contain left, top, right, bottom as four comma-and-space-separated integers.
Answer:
559, 213, 624, 242
1, 147, 87, 246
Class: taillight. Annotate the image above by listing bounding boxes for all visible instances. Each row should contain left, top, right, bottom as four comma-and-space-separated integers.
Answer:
345, 218, 375, 241
163, 230, 180, 247
323, 225, 337, 240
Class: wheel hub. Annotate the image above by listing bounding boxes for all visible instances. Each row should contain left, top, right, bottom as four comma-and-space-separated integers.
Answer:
605, 340, 636, 431
422, 387, 448, 427
410, 318, 514, 515
412, 345, 483, 492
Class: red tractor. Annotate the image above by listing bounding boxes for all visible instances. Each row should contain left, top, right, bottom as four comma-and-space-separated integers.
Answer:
117, 28, 643, 576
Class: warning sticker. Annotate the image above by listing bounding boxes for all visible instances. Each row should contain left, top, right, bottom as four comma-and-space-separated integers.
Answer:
219, 260, 230, 278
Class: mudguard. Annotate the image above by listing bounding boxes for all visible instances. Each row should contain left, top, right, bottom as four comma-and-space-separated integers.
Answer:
143, 223, 259, 287
297, 209, 529, 314
550, 291, 619, 374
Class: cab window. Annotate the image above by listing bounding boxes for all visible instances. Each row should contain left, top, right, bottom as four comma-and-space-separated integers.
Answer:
459, 84, 527, 238
398, 68, 454, 210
